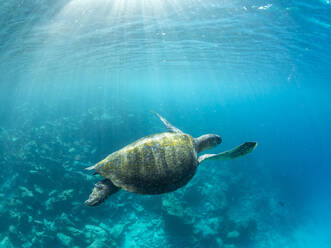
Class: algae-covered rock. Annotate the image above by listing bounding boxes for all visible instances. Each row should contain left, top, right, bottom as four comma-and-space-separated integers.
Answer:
59, 189, 74, 200
109, 223, 126, 239
57, 233, 72, 246
84, 224, 118, 248
124, 218, 167, 248
45, 190, 75, 210
216, 238, 224, 247
68, 148, 76, 153
55, 213, 76, 227
84, 224, 108, 243
0, 237, 14, 248
161, 193, 194, 223
66, 226, 83, 237
9, 225, 16, 233
34, 184, 44, 194
19, 186, 34, 198
87, 240, 110, 248
227, 230, 240, 239
43, 218, 56, 232
224, 244, 236, 248
194, 217, 221, 238
161, 192, 197, 239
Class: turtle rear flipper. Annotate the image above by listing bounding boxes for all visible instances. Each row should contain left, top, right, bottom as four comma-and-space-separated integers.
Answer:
85, 164, 97, 170
85, 159, 107, 171
198, 142, 257, 163
85, 179, 120, 207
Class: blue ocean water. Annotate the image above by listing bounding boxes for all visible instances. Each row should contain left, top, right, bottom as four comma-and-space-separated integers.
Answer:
0, 0, 331, 247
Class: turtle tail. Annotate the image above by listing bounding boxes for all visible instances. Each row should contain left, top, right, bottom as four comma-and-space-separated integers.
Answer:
85, 164, 98, 171
85, 158, 108, 174
85, 160, 103, 171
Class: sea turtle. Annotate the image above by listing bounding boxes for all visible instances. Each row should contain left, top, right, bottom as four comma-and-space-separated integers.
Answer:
85, 112, 257, 206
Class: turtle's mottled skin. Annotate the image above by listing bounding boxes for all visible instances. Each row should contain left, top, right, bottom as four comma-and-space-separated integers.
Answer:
85, 112, 257, 207
96, 132, 198, 194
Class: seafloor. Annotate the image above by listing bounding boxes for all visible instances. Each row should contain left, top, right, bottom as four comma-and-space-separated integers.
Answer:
0, 104, 292, 248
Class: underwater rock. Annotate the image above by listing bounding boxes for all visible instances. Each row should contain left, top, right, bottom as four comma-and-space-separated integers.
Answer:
132, 202, 144, 212
161, 193, 194, 223
43, 219, 56, 232
56, 232, 72, 246
108, 222, 126, 239
69, 148, 76, 153
194, 217, 221, 238
46, 189, 75, 210
66, 226, 83, 237
0, 237, 14, 248
224, 244, 236, 248
45, 198, 54, 210
35, 230, 45, 238
84, 224, 108, 244
87, 240, 109, 248
9, 209, 21, 220
33, 184, 44, 194
216, 238, 224, 247
33, 219, 43, 225
22, 241, 32, 248
201, 184, 228, 213
124, 218, 167, 248
0, 196, 5, 214
59, 189, 74, 200
19, 186, 34, 198
55, 213, 76, 227
49, 189, 57, 197
29, 170, 39, 174
227, 230, 240, 239
8, 225, 16, 233
161, 192, 197, 239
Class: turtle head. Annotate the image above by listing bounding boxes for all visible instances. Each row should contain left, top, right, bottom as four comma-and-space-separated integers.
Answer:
195, 134, 222, 153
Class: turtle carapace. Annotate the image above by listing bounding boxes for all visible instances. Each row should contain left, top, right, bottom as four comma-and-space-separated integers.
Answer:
85, 112, 257, 206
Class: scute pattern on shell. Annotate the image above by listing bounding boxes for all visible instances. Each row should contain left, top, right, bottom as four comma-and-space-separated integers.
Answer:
96, 132, 198, 194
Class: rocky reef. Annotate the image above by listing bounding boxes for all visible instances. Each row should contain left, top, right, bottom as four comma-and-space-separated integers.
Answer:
0, 104, 289, 248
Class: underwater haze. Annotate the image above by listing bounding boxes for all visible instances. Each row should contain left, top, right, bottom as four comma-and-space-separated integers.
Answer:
1, 0, 331, 247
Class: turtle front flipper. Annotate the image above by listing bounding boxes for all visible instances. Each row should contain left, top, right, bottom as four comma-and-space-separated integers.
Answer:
198, 142, 257, 164
153, 112, 183, 133
85, 179, 120, 207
